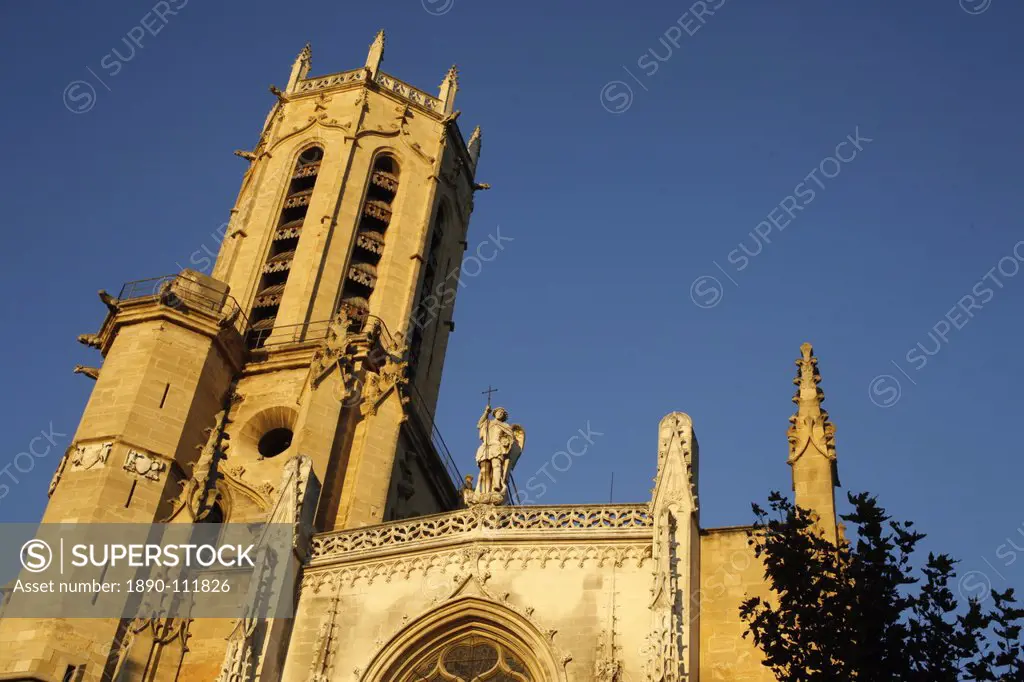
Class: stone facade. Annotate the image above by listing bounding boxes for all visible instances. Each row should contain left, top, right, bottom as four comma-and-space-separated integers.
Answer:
0, 32, 842, 682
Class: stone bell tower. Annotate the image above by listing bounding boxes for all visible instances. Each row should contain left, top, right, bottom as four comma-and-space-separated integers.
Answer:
0, 31, 484, 682
201, 29, 483, 531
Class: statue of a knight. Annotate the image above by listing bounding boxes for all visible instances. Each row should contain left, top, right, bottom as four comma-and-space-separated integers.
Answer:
474, 405, 525, 497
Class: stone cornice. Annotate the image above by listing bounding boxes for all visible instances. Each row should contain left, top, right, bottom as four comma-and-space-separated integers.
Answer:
242, 343, 320, 376
303, 542, 654, 591
96, 299, 247, 374
700, 524, 755, 536
288, 68, 474, 173
293, 69, 445, 120
293, 68, 367, 97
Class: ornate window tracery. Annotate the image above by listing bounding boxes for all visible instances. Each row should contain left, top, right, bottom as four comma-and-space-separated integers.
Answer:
403, 635, 532, 682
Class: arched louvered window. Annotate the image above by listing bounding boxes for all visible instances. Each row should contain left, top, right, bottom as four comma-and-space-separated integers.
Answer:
336, 153, 400, 329
408, 201, 446, 373
249, 146, 323, 349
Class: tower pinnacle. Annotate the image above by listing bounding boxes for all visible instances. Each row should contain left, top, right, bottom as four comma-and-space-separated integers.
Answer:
287, 42, 313, 92
467, 125, 482, 168
439, 64, 459, 114
786, 342, 840, 541
366, 29, 386, 75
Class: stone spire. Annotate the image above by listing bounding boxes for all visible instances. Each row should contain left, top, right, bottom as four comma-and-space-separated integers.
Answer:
439, 64, 459, 114
647, 412, 699, 679
286, 43, 313, 92
786, 342, 839, 541
467, 125, 482, 169
787, 343, 837, 467
365, 30, 386, 76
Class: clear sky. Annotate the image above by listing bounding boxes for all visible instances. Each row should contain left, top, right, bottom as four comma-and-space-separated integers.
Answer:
0, 0, 1022, 603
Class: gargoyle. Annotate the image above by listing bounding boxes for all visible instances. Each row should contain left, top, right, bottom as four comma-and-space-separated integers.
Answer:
98, 289, 119, 313
77, 333, 101, 349
73, 365, 100, 380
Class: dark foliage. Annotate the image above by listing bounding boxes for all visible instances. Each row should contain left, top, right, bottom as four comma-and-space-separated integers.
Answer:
740, 491, 1023, 681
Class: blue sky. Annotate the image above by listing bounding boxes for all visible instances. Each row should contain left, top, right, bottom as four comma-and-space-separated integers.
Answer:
1, 0, 1022, 601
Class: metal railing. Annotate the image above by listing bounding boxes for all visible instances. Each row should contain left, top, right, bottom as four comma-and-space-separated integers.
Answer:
117, 273, 249, 337
407, 380, 464, 490
246, 318, 335, 350
112, 278, 466, 493
247, 302, 370, 350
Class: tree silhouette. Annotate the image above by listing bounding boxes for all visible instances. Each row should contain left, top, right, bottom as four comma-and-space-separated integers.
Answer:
740, 491, 1023, 681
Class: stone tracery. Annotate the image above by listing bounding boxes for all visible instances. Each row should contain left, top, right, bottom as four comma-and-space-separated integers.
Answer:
404, 635, 532, 681
310, 504, 653, 560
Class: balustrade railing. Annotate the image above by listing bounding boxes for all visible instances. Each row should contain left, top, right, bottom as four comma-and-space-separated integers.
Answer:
310, 504, 654, 560
117, 273, 249, 337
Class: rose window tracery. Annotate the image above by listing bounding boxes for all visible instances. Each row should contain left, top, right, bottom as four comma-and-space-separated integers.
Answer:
404, 636, 531, 682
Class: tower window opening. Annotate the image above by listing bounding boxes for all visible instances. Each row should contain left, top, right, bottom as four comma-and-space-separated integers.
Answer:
373, 155, 397, 175
278, 203, 308, 226
258, 427, 294, 458
267, 237, 297, 259
367, 157, 399, 202
336, 154, 401, 327
248, 145, 324, 349
289, 174, 317, 195
298, 146, 324, 165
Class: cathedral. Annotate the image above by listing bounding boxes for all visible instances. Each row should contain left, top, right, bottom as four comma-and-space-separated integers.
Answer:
0, 32, 842, 682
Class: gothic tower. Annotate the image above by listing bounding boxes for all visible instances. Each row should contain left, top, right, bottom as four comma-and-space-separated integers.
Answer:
0, 32, 484, 682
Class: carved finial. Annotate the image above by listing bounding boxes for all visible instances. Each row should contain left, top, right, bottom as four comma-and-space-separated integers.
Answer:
468, 125, 482, 168
439, 64, 459, 114
366, 30, 386, 75
794, 342, 820, 395
444, 64, 459, 87
287, 42, 313, 92
652, 411, 698, 512
787, 342, 837, 467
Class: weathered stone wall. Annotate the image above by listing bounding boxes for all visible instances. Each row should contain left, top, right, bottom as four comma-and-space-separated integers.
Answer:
699, 526, 774, 681
284, 505, 657, 681
285, 543, 654, 681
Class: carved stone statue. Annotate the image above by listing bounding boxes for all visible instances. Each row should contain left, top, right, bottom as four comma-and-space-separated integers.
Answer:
465, 406, 524, 505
